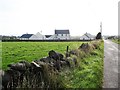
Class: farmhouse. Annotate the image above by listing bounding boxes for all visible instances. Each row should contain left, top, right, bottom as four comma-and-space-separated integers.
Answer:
80, 32, 95, 40
54, 30, 70, 40
20, 34, 33, 40
20, 32, 45, 40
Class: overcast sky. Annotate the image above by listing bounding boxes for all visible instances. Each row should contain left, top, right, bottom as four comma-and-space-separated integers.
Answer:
0, 0, 119, 36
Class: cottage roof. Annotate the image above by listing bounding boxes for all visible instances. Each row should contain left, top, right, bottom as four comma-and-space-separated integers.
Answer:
55, 30, 70, 34
20, 34, 33, 38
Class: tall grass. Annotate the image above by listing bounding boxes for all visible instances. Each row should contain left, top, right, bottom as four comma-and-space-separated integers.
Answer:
59, 40, 104, 88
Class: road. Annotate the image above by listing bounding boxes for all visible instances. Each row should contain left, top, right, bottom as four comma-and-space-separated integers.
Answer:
103, 40, 120, 88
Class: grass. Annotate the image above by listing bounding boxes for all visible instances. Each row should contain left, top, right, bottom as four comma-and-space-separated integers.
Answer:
59, 40, 104, 88
2, 41, 104, 88
112, 38, 120, 44
2, 41, 84, 70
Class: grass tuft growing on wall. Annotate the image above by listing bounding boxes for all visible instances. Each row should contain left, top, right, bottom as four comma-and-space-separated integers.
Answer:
60, 40, 104, 88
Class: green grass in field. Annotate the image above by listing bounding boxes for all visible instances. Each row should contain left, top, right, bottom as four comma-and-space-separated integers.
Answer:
112, 39, 120, 44
2, 41, 104, 88
2, 42, 84, 70
60, 40, 104, 88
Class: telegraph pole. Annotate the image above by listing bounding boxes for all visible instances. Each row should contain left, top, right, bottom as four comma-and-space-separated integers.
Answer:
100, 22, 102, 38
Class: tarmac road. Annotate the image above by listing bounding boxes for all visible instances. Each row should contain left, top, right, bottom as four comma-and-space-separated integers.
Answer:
103, 40, 120, 88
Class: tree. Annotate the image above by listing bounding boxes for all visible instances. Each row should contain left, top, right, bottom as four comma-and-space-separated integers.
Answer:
96, 32, 102, 39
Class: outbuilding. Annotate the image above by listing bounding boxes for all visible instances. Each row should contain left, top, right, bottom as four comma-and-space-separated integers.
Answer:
80, 33, 95, 40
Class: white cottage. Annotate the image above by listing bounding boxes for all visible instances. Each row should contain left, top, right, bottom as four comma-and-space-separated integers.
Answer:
29, 32, 45, 40
20, 32, 45, 40
80, 33, 95, 40
54, 30, 70, 40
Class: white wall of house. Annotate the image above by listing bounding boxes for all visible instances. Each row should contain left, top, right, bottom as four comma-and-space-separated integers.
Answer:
80, 37, 90, 40
20, 38, 29, 40
80, 36, 95, 40
55, 34, 70, 40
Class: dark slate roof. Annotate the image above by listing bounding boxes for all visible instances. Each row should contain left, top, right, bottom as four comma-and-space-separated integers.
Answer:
20, 34, 33, 38
45, 35, 52, 38
55, 30, 70, 34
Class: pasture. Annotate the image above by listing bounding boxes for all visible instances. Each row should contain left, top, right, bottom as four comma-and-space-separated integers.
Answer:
1, 41, 104, 88
2, 42, 84, 70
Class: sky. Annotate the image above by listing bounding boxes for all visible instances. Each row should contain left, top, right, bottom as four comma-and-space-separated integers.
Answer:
0, 0, 119, 36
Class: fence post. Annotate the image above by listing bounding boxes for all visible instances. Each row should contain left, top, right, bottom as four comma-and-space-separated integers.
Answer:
66, 46, 69, 58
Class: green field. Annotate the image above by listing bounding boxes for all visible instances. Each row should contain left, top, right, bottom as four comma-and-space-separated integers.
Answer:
2, 41, 104, 88
2, 42, 84, 70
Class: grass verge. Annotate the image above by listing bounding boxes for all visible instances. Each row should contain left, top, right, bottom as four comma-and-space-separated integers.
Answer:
112, 39, 120, 44
59, 40, 104, 88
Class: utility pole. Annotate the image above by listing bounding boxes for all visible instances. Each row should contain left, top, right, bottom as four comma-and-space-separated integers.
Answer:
100, 22, 102, 38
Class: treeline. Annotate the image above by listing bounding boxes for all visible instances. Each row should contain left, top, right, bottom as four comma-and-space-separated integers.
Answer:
107, 36, 120, 39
